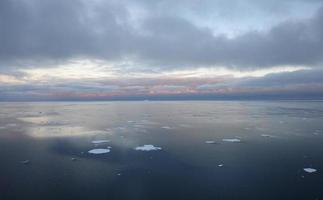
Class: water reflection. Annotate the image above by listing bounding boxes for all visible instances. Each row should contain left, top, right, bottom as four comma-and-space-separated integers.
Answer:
0, 101, 323, 200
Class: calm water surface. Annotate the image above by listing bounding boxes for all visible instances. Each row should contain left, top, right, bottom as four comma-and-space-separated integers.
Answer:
0, 101, 323, 200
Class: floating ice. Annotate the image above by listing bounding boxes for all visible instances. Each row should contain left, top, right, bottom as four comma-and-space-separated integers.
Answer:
161, 126, 171, 129
313, 130, 321, 135
18, 116, 66, 126
303, 168, 317, 173
179, 124, 191, 128
26, 126, 86, 138
261, 134, 276, 138
222, 139, 241, 143
83, 130, 111, 135
91, 140, 110, 144
21, 160, 30, 165
205, 141, 216, 144
135, 145, 162, 151
218, 164, 224, 167
88, 149, 110, 154
114, 127, 127, 132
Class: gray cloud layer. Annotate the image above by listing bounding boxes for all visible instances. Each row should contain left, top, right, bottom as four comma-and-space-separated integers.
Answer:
1, 0, 323, 70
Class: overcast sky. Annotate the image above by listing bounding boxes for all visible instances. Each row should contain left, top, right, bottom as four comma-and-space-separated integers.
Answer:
1, 0, 323, 100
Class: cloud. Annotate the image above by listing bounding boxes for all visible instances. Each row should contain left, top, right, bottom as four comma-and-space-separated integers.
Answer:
1, 0, 323, 100
196, 69, 323, 94
1, 69, 323, 100
0, 0, 323, 71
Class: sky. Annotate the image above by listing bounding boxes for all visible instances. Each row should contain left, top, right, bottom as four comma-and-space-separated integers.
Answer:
1, 0, 323, 100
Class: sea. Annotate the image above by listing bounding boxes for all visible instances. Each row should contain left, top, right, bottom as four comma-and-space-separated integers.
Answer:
0, 101, 323, 200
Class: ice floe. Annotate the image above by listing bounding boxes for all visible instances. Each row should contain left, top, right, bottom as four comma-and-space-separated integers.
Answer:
261, 134, 276, 138
88, 149, 111, 154
91, 140, 110, 144
179, 124, 191, 128
161, 126, 172, 129
6, 123, 17, 127
18, 116, 67, 126
303, 168, 317, 173
222, 139, 241, 143
135, 145, 162, 151
26, 126, 86, 138
20, 160, 30, 165
218, 164, 224, 167
205, 141, 216, 144
83, 130, 111, 135
313, 130, 321, 135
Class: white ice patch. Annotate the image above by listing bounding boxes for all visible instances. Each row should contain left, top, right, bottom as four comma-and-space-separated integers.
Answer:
91, 140, 110, 144
135, 145, 162, 151
205, 141, 216, 144
26, 126, 86, 138
88, 149, 110, 154
179, 124, 191, 128
303, 168, 317, 173
21, 160, 30, 164
218, 164, 224, 167
222, 139, 241, 143
18, 116, 67, 126
83, 130, 111, 135
6, 123, 17, 127
161, 126, 171, 129
261, 134, 276, 138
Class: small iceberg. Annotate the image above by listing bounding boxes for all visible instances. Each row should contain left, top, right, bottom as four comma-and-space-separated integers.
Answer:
218, 164, 224, 167
303, 168, 317, 173
205, 141, 216, 144
88, 149, 110, 154
91, 140, 110, 144
222, 138, 241, 143
135, 145, 162, 151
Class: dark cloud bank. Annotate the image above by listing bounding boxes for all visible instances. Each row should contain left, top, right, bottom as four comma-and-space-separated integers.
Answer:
1, 0, 323, 100
1, 0, 323, 69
